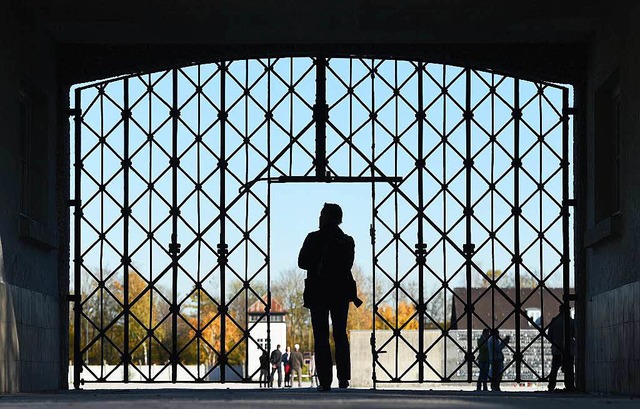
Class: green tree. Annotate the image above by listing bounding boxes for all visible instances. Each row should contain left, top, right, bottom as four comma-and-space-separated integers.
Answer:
272, 267, 310, 351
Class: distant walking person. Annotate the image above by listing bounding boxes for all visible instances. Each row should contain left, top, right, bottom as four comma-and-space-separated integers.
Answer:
476, 329, 491, 391
308, 352, 317, 387
298, 203, 363, 392
488, 330, 510, 391
259, 349, 270, 388
283, 346, 292, 387
290, 344, 305, 387
547, 304, 576, 392
269, 344, 283, 388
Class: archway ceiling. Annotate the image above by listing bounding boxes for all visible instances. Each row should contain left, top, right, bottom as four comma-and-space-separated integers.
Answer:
27, 0, 606, 44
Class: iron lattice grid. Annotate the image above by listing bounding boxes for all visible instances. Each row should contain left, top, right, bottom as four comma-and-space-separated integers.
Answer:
71, 56, 574, 387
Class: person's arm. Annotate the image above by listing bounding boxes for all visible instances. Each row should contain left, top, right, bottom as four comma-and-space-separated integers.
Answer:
346, 235, 355, 270
298, 234, 315, 271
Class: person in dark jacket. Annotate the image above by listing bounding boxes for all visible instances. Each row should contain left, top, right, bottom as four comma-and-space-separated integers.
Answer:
547, 304, 576, 392
269, 344, 283, 388
282, 346, 291, 387
298, 203, 360, 391
259, 349, 270, 388
476, 329, 491, 391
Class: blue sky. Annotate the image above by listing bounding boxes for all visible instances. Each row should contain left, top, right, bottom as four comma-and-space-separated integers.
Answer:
71, 57, 574, 306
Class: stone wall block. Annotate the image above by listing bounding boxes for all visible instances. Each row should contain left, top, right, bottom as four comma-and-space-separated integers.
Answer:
622, 285, 632, 323
623, 322, 633, 360
635, 321, 640, 361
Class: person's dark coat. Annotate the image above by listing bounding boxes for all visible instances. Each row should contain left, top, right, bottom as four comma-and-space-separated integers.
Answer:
270, 348, 282, 367
260, 351, 270, 369
298, 225, 360, 308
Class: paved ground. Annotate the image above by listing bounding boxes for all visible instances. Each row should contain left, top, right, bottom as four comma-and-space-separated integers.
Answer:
0, 388, 637, 409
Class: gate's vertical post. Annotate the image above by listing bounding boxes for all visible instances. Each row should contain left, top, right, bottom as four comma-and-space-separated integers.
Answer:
464, 68, 474, 382
416, 62, 425, 383
123, 78, 130, 383
561, 88, 572, 385
219, 61, 228, 383
314, 57, 327, 178
513, 79, 522, 382
73, 89, 83, 389
170, 68, 179, 383
265, 59, 274, 375
369, 58, 377, 389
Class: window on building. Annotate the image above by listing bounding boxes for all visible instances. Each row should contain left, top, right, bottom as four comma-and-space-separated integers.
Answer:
525, 308, 541, 327
257, 338, 267, 350
594, 69, 621, 223
19, 85, 49, 224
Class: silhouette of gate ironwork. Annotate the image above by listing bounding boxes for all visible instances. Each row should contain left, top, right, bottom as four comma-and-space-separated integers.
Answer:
71, 56, 573, 387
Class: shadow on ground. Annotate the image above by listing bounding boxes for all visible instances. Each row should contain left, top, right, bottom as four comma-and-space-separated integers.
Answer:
0, 388, 636, 408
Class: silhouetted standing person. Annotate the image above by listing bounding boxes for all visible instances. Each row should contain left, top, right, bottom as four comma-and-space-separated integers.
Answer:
298, 203, 362, 392
547, 304, 576, 392
476, 328, 491, 391
259, 349, 270, 388
488, 329, 510, 391
269, 344, 283, 388
291, 343, 305, 387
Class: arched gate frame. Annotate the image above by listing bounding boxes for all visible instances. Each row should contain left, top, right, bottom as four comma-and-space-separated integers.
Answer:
71, 56, 574, 387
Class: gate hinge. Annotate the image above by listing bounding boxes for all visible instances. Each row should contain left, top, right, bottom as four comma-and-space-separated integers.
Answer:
68, 107, 81, 117
369, 224, 375, 245
68, 199, 80, 207
563, 107, 576, 117
564, 199, 577, 207
169, 242, 181, 254
67, 294, 80, 302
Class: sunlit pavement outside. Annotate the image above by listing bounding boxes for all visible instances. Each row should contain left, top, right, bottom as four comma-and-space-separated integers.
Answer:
0, 384, 637, 409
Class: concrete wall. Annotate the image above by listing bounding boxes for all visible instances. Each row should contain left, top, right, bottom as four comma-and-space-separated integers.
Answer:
0, 3, 63, 393
583, 2, 640, 395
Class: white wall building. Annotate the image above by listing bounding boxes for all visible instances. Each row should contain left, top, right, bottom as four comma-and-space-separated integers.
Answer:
247, 296, 287, 380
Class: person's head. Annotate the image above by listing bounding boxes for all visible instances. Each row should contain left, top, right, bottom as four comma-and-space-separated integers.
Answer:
559, 304, 567, 313
482, 328, 490, 338
294, 343, 300, 351
277, 344, 281, 350
319, 203, 343, 228
286, 346, 291, 352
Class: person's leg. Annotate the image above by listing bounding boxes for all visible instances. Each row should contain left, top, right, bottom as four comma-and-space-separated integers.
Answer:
494, 360, 503, 391
477, 361, 488, 391
297, 368, 302, 386
563, 355, 575, 391
548, 354, 561, 391
491, 360, 502, 391
330, 302, 350, 387
278, 366, 282, 387
311, 307, 332, 389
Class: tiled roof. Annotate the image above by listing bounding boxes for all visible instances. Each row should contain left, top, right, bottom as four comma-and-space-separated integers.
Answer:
247, 295, 287, 315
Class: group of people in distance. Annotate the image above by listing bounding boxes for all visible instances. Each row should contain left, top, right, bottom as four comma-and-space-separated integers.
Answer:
476, 304, 576, 392
259, 344, 313, 388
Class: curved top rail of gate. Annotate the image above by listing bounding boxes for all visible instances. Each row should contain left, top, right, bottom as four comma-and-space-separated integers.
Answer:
71, 56, 573, 387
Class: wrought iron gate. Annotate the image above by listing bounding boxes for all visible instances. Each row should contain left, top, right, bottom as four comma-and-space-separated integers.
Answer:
71, 56, 573, 387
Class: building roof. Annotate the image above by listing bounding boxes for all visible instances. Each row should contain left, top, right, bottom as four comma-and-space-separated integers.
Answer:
247, 295, 287, 315
449, 286, 567, 330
